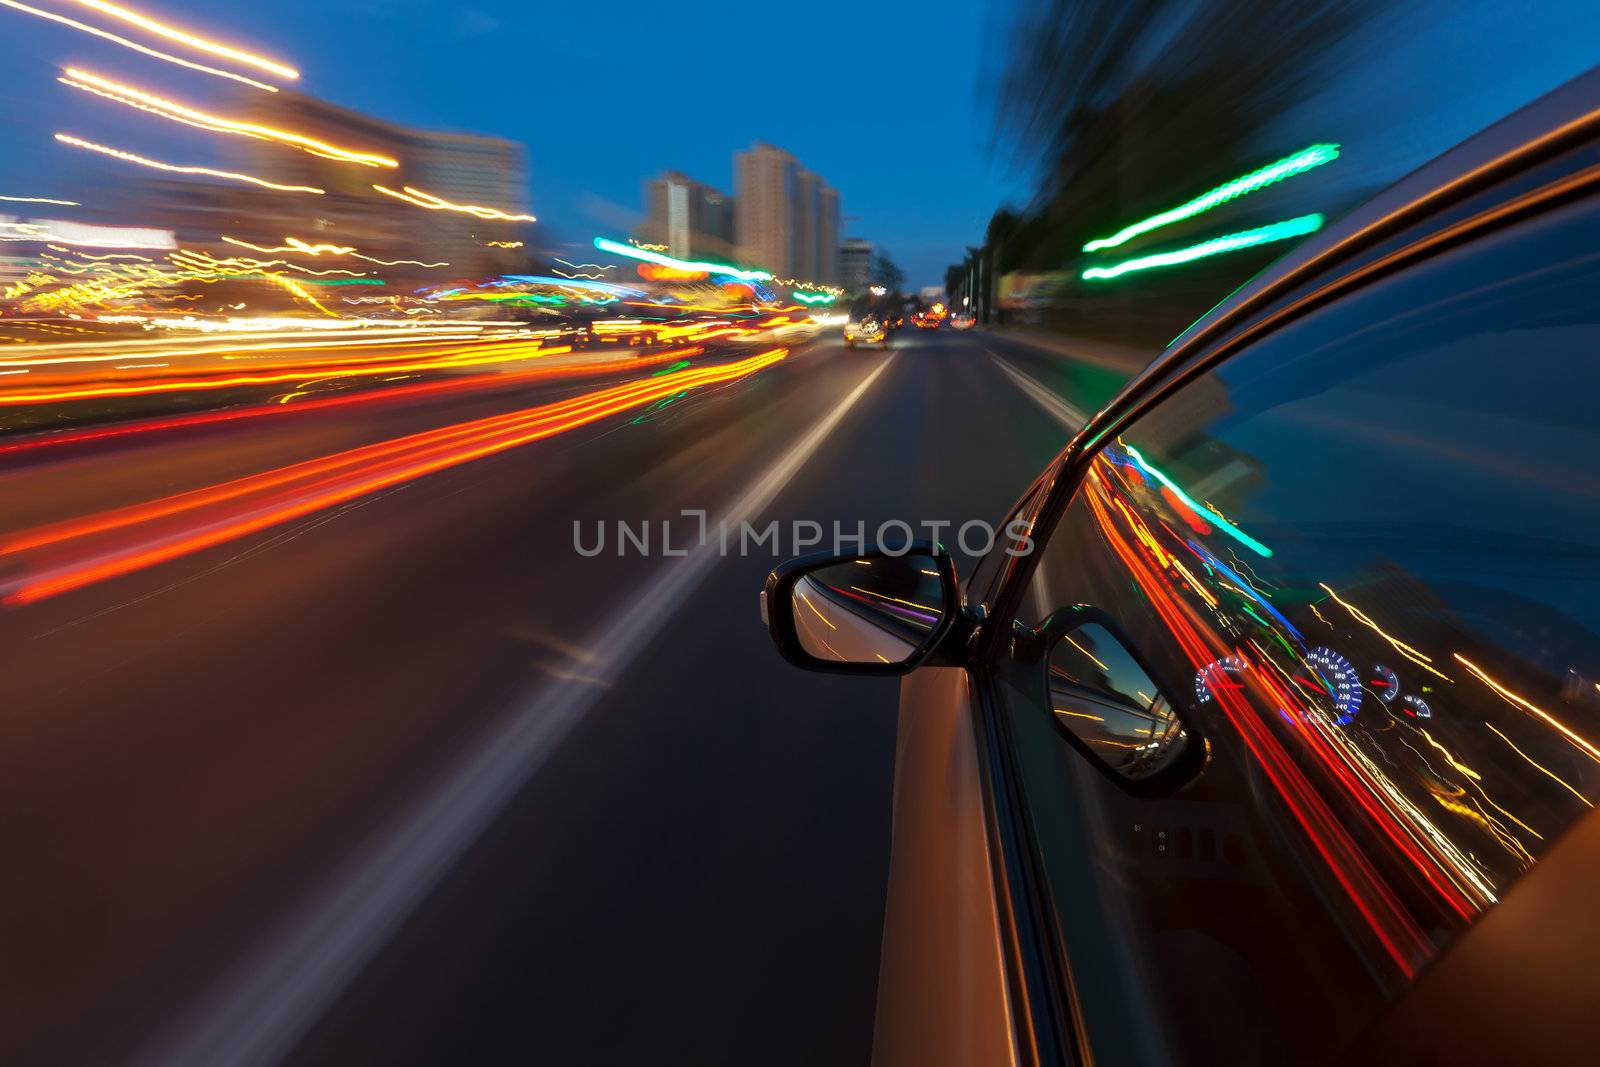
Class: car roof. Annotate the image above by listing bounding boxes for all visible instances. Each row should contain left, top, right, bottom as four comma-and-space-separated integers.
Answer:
1084, 64, 1600, 445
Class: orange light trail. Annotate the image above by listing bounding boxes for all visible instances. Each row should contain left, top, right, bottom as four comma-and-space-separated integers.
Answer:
0, 350, 689, 458
60, 0, 299, 80
8, 352, 708, 549
54, 133, 325, 193
372, 184, 535, 222
61, 70, 394, 166
0, 0, 279, 91
0, 349, 785, 602
0, 335, 664, 406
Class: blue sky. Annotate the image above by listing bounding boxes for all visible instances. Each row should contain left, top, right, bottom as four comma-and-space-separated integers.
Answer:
0, 1, 1593, 288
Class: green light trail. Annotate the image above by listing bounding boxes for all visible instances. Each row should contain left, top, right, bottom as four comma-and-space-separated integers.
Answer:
1123, 443, 1274, 558
1082, 214, 1324, 282
792, 291, 834, 304
593, 237, 772, 282
1083, 144, 1339, 253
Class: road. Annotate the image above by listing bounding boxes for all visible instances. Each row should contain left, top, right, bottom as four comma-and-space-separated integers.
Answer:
0, 326, 1136, 1066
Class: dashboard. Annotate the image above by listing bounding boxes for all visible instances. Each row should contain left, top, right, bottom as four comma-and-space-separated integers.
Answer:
1195, 646, 1433, 726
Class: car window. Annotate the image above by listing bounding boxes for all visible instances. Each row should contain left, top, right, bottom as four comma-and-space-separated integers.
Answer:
991, 194, 1600, 1066
967, 466, 1060, 617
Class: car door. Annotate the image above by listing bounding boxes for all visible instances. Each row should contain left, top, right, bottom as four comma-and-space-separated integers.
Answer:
979, 164, 1600, 1066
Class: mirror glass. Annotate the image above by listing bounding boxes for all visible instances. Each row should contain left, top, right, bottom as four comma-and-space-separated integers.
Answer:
791, 554, 947, 666
1047, 622, 1189, 781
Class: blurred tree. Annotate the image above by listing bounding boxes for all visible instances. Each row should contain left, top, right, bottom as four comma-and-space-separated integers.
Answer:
872, 251, 906, 293
944, 262, 966, 300
988, 0, 1378, 342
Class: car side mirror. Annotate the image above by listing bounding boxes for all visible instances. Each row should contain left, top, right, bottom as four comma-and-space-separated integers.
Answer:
762, 543, 963, 675
1036, 606, 1205, 794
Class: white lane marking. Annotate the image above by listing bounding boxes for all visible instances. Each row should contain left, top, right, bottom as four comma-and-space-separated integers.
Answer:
146, 353, 899, 1067
987, 349, 1088, 429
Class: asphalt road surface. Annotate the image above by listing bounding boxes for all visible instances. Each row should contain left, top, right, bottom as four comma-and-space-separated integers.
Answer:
0, 326, 1137, 1066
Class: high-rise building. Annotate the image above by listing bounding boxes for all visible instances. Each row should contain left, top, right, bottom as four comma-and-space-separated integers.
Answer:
235, 91, 529, 280
839, 237, 874, 292
735, 143, 796, 278
640, 171, 735, 261
818, 187, 840, 286
794, 169, 820, 282
734, 143, 839, 283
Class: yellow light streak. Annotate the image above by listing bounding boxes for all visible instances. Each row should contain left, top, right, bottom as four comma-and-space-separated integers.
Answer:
1054, 709, 1106, 722
60, 0, 298, 80
372, 184, 535, 222
797, 591, 836, 631
54, 133, 324, 194
268, 273, 335, 317
0, 0, 278, 91
351, 253, 448, 267
1417, 727, 1482, 781
222, 235, 355, 255
1456, 653, 1600, 764
61, 70, 396, 167
1319, 582, 1450, 680
1484, 722, 1593, 807
1064, 633, 1109, 671
218, 234, 446, 268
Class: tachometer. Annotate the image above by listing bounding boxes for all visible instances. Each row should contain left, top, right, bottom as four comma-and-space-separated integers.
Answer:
1294, 647, 1362, 725
1195, 654, 1248, 704
1368, 664, 1400, 703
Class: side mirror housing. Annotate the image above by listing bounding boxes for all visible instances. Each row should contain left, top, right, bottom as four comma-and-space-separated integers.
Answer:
762, 542, 967, 675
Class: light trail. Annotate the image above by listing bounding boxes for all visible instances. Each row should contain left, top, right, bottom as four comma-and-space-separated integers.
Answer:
54, 133, 325, 194
0, 193, 78, 205
1081, 472, 1435, 973
1455, 653, 1600, 763
0, 348, 787, 602
1082, 214, 1325, 281
220, 235, 448, 268
223, 236, 356, 256
372, 184, 535, 222
1318, 582, 1450, 679
0, 348, 695, 458
61, 70, 395, 166
60, 0, 298, 80
0, 337, 575, 404
1084, 143, 1340, 251
0, 0, 279, 91
592, 236, 772, 282
4, 349, 709, 550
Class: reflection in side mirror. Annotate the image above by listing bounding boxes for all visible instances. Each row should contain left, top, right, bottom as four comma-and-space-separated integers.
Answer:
764, 545, 959, 675
1047, 621, 1191, 784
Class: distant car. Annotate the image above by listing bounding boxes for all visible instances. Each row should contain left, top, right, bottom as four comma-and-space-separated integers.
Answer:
764, 69, 1600, 1067
948, 313, 975, 331
844, 316, 888, 349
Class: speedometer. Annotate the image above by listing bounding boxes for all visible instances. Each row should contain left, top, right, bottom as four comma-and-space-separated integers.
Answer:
1294, 647, 1362, 726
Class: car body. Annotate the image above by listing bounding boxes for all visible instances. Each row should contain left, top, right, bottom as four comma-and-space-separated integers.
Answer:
765, 68, 1600, 1067
844, 316, 889, 348
948, 313, 975, 331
